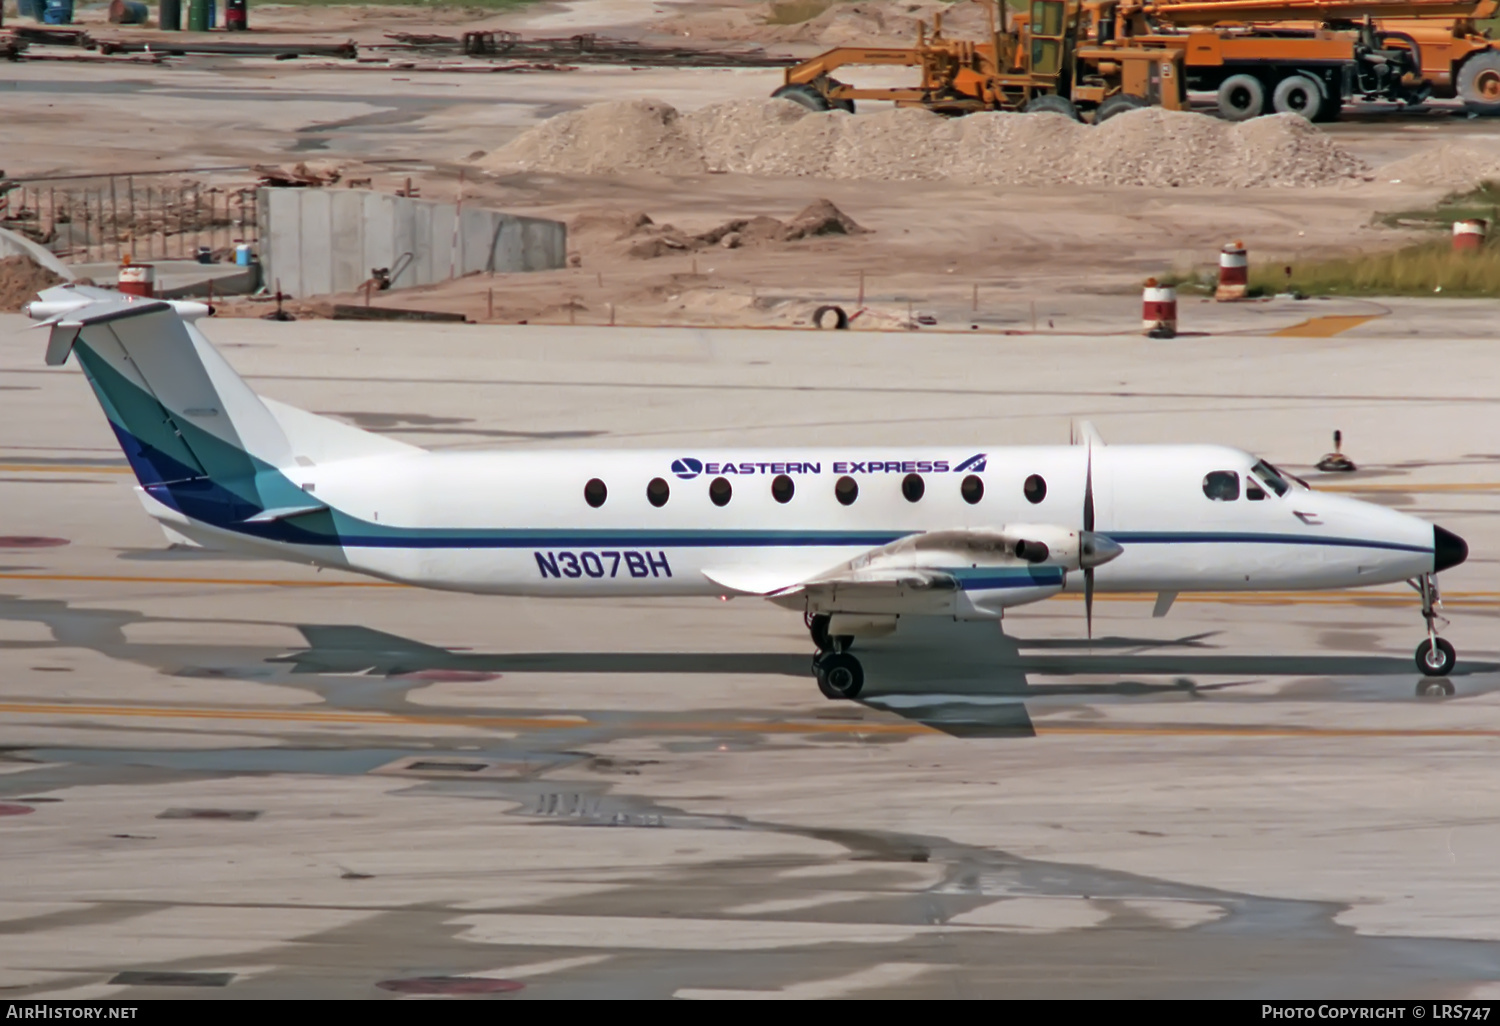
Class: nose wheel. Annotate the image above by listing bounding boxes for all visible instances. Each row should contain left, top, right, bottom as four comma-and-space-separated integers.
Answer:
807, 612, 864, 699
1410, 573, 1456, 677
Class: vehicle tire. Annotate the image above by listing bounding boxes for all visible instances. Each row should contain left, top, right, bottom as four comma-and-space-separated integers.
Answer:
826, 79, 856, 114
772, 83, 833, 112
1457, 50, 1500, 116
815, 652, 864, 700
1094, 93, 1148, 124
1415, 637, 1456, 677
1024, 93, 1082, 121
1272, 73, 1324, 120
813, 304, 849, 329
1217, 73, 1266, 121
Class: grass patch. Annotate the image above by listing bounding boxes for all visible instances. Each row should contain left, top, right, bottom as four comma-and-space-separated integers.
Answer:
1250, 238, 1500, 298
1374, 179, 1500, 231
765, 0, 834, 25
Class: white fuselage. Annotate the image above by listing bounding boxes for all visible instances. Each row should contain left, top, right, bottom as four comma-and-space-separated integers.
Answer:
153, 443, 1437, 601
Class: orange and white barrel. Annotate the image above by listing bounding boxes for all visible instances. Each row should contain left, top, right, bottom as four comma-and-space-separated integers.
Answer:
1216, 240, 1248, 301
1142, 278, 1177, 337
117, 263, 155, 298
1452, 219, 1487, 252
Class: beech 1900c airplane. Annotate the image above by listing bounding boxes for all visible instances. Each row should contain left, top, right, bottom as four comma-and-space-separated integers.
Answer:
30, 285, 1470, 700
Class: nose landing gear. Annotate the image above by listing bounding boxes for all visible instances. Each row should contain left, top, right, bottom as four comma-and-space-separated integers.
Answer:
807, 612, 864, 700
1411, 573, 1456, 677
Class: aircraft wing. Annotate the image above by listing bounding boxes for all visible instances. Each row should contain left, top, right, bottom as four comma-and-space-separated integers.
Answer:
704, 524, 1121, 616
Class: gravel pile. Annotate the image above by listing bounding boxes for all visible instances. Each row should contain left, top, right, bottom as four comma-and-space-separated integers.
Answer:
485, 98, 1368, 188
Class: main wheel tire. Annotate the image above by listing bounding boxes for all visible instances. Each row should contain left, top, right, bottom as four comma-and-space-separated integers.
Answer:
1217, 74, 1267, 121
772, 83, 833, 112
815, 651, 864, 700
1094, 93, 1148, 124
1024, 94, 1082, 121
1272, 73, 1323, 120
1457, 51, 1500, 116
1416, 637, 1456, 677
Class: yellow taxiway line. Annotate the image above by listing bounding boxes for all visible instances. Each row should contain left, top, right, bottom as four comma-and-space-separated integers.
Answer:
1271, 315, 1380, 338
2, 700, 1500, 742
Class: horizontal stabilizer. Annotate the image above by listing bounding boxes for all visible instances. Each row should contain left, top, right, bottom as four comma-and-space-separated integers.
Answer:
243, 503, 329, 524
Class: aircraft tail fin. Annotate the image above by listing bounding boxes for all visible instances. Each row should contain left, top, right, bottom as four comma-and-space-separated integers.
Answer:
40, 292, 416, 525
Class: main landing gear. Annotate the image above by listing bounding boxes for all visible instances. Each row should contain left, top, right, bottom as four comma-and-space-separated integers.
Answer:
1411, 573, 1457, 678
808, 612, 863, 700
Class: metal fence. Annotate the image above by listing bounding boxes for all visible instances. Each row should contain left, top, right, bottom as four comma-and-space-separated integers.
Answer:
0, 172, 260, 265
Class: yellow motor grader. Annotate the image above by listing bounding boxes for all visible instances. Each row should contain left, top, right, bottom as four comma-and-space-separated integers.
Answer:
772, 0, 1186, 122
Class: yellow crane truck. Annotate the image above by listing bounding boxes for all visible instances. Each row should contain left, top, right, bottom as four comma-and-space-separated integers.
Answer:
773, 0, 1500, 121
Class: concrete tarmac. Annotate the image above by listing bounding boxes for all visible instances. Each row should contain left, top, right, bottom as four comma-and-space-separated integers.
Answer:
0, 314, 1497, 999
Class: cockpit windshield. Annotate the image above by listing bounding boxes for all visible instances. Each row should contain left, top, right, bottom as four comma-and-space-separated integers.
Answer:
1250, 460, 1290, 497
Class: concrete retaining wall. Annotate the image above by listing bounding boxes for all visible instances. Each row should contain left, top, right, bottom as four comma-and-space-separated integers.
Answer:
257, 188, 566, 298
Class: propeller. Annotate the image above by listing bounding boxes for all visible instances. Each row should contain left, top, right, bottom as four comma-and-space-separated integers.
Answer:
1083, 438, 1095, 640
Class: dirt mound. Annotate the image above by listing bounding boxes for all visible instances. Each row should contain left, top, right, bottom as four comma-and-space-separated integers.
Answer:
572, 200, 868, 259
0, 255, 64, 313
1376, 142, 1500, 188
486, 98, 706, 175
487, 99, 1368, 188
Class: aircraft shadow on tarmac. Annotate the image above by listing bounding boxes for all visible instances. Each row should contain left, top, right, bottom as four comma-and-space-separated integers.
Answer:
1, 595, 1492, 741
267, 620, 1500, 738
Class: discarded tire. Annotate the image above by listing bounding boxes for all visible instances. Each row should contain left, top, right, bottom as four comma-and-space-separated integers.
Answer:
813, 305, 849, 330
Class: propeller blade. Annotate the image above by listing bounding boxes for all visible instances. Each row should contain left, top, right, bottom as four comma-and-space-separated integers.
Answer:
1083, 440, 1095, 534
1084, 440, 1095, 641
1085, 567, 1094, 640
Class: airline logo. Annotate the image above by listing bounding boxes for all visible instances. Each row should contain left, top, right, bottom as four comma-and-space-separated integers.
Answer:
668, 454, 987, 477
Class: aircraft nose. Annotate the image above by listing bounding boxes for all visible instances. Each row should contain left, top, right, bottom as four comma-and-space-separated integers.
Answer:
1434, 525, 1468, 573
1080, 531, 1124, 569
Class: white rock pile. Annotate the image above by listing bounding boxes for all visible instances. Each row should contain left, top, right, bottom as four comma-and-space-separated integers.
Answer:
483, 98, 1370, 188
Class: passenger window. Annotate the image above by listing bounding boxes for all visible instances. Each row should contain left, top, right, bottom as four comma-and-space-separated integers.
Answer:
709, 477, 732, 507
835, 475, 858, 506
1246, 483, 1266, 501
584, 478, 607, 508
901, 473, 925, 503
961, 474, 984, 504
1203, 471, 1240, 501
771, 474, 794, 504
1024, 474, 1046, 504
647, 477, 670, 508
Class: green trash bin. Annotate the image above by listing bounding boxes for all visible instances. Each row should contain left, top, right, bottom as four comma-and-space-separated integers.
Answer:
186, 0, 208, 31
